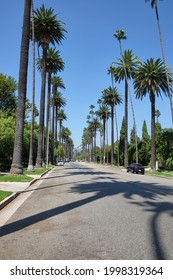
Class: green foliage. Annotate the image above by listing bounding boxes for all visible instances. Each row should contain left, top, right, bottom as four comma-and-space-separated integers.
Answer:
0, 73, 17, 116
119, 117, 125, 165
0, 116, 15, 170
159, 128, 173, 169
138, 120, 151, 165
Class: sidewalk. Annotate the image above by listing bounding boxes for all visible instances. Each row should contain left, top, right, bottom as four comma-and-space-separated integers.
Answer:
0, 174, 43, 210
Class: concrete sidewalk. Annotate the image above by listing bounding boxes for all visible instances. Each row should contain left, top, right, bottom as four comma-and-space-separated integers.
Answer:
0, 172, 49, 210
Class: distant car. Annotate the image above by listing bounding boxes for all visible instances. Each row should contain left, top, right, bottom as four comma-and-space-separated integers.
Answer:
57, 160, 64, 166
127, 163, 145, 174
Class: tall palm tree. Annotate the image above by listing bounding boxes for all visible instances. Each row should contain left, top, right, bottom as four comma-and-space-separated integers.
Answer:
61, 126, 71, 159
88, 117, 100, 163
96, 105, 111, 164
114, 30, 139, 167
34, 4, 67, 167
27, 0, 35, 171
45, 48, 65, 166
102, 87, 122, 165
10, 0, 32, 174
145, 0, 173, 126
57, 109, 67, 159
108, 64, 121, 166
51, 76, 66, 163
134, 58, 172, 170
54, 93, 66, 142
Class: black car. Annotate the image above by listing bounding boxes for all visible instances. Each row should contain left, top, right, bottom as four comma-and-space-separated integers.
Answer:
127, 163, 145, 174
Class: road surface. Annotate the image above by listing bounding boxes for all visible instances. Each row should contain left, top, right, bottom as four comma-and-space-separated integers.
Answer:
0, 162, 173, 259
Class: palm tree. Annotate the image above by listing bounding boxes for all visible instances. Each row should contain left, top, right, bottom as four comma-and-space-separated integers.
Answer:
145, 0, 173, 126
96, 105, 111, 164
45, 48, 65, 166
27, 0, 35, 171
61, 126, 71, 159
34, 4, 67, 167
88, 117, 100, 163
51, 76, 66, 163
108, 64, 121, 166
114, 30, 139, 167
57, 109, 67, 159
10, 0, 32, 174
102, 87, 122, 165
54, 93, 66, 142
134, 58, 172, 170
155, 109, 161, 123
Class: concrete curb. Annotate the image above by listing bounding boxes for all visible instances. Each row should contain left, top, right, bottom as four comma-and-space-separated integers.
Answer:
0, 168, 53, 211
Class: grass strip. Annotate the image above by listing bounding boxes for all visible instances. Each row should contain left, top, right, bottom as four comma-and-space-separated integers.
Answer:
0, 174, 33, 182
0, 190, 13, 202
146, 170, 173, 178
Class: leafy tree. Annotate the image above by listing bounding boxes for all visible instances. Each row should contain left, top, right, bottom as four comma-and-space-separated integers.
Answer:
128, 125, 141, 164
160, 128, 173, 169
0, 73, 17, 115
155, 122, 162, 164
138, 120, 151, 165
0, 116, 15, 170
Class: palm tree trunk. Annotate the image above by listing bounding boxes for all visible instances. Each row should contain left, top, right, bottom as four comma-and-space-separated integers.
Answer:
111, 105, 114, 165
150, 93, 156, 170
51, 97, 55, 164
124, 80, 128, 168
103, 118, 106, 164
154, 4, 173, 127
27, 0, 35, 171
10, 0, 31, 174
114, 106, 120, 166
36, 47, 47, 168
45, 72, 51, 168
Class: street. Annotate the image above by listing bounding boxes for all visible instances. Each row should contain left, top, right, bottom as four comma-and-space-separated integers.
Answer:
0, 162, 173, 260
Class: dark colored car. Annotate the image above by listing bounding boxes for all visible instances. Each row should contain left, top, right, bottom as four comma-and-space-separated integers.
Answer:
127, 163, 145, 174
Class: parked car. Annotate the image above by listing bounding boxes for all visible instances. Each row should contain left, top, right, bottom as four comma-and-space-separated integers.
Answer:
127, 163, 145, 174
57, 160, 64, 166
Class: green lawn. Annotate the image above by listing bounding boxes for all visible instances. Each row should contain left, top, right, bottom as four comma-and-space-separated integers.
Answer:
0, 190, 13, 202
24, 168, 49, 176
0, 174, 34, 182
146, 170, 173, 178
0, 167, 51, 182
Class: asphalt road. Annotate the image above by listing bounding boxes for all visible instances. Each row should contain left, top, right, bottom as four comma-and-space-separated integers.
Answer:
0, 162, 173, 260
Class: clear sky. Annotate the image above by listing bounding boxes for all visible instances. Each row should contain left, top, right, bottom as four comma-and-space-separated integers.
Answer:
1, 0, 173, 148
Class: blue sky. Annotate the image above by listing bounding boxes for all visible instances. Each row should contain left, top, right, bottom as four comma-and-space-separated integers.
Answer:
1, 0, 173, 148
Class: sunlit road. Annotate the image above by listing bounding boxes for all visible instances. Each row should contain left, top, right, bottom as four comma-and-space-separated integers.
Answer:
0, 162, 173, 260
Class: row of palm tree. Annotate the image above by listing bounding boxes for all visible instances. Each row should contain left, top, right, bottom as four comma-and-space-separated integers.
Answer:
10, 1, 70, 174
82, 32, 172, 170
82, 0, 173, 170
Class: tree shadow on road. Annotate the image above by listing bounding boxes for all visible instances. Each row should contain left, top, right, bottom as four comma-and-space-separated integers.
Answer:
0, 168, 173, 259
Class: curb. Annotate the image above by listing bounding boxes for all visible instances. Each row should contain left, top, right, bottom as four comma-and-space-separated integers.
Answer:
0, 168, 54, 211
